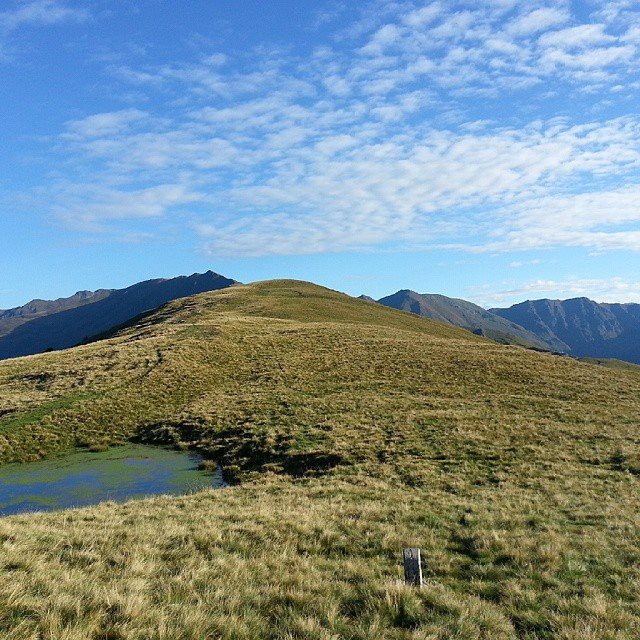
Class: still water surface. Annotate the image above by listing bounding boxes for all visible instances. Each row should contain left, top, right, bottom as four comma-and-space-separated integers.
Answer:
0, 445, 224, 516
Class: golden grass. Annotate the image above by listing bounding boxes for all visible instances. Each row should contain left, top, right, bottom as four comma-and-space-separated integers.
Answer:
0, 280, 640, 638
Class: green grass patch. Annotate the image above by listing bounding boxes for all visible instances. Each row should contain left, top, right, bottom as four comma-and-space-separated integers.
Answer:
0, 392, 96, 433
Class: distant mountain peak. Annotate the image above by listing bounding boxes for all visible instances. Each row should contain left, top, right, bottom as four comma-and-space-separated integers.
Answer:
492, 297, 640, 363
0, 271, 238, 361
376, 289, 551, 350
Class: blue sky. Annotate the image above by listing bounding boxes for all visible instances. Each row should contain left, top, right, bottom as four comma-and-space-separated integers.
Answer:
2, 0, 640, 309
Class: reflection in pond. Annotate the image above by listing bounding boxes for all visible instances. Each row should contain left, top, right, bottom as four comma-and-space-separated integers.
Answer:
0, 445, 224, 516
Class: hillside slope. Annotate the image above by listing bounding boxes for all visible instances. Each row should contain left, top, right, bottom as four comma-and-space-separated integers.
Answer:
378, 289, 551, 349
0, 270, 236, 361
492, 297, 640, 362
1, 280, 640, 639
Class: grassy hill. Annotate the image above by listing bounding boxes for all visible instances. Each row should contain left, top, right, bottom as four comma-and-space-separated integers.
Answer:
1, 280, 640, 639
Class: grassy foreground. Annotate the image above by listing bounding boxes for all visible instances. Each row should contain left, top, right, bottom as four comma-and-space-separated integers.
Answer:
1, 280, 640, 639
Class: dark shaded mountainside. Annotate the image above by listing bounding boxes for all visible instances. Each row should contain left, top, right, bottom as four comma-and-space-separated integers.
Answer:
0, 289, 112, 338
372, 290, 552, 350
0, 271, 237, 360
492, 297, 640, 364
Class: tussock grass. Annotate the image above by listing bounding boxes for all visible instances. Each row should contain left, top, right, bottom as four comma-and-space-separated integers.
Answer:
0, 280, 640, 638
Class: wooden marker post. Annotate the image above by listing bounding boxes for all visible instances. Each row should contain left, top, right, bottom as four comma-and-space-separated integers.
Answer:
403, 548, 423, 586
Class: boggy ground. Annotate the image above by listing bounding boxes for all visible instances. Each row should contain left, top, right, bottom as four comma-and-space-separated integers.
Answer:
1, 281, 640, 639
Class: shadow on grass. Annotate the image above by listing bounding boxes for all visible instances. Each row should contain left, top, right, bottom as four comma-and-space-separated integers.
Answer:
133, 420, 348, 482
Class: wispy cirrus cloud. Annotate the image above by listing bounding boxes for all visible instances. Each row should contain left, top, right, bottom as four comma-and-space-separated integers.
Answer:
32, 0, 640, 260
0, 0, 88, 31
63, 109, 149, 139
0, 0, 89, 61
52, 183, 202, 235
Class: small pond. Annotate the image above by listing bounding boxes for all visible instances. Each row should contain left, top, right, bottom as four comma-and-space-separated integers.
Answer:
0, 444, 224, 516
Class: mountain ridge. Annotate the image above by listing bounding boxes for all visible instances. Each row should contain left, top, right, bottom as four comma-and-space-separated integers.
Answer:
375, 289, 552, 350
0, 270, 238, 361
0, 289, 112, 339
5, 274, 640, 364
492, 296, 640, 363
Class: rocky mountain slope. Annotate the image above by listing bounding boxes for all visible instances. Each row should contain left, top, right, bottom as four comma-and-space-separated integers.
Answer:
0, 289, 111, 339
376, 289, 551, 349
492, 297, 640, 363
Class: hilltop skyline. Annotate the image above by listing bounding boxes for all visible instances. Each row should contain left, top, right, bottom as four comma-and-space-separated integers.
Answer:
2, 0, 640, 307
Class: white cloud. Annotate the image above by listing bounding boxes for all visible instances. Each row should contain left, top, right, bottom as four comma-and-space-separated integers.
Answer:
0, 0, 89, 63
54, 184, 201, 233
402, 3, 442, 28
623, 26, 640, 44
475, 277, 640, 306
428, 11, 475, 40
201, 53, 227, 67
186, 117, 640, 257
541, 45, 635, 70
323, 74, 352, 96
0, 0, 88, 31
64, 109, 148, 139
489, 184, 640, 253
361, 23, 403, 56
509, 259, 542, 268
507, 7, 569, 36
589, 0, 640, 27
32, 0, 640, 258
538, 24, 614, 49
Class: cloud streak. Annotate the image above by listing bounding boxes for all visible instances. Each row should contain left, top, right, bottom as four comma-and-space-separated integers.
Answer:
0, 0, 88, 31
473, 277, 640, 306
33, 0, 640, 259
